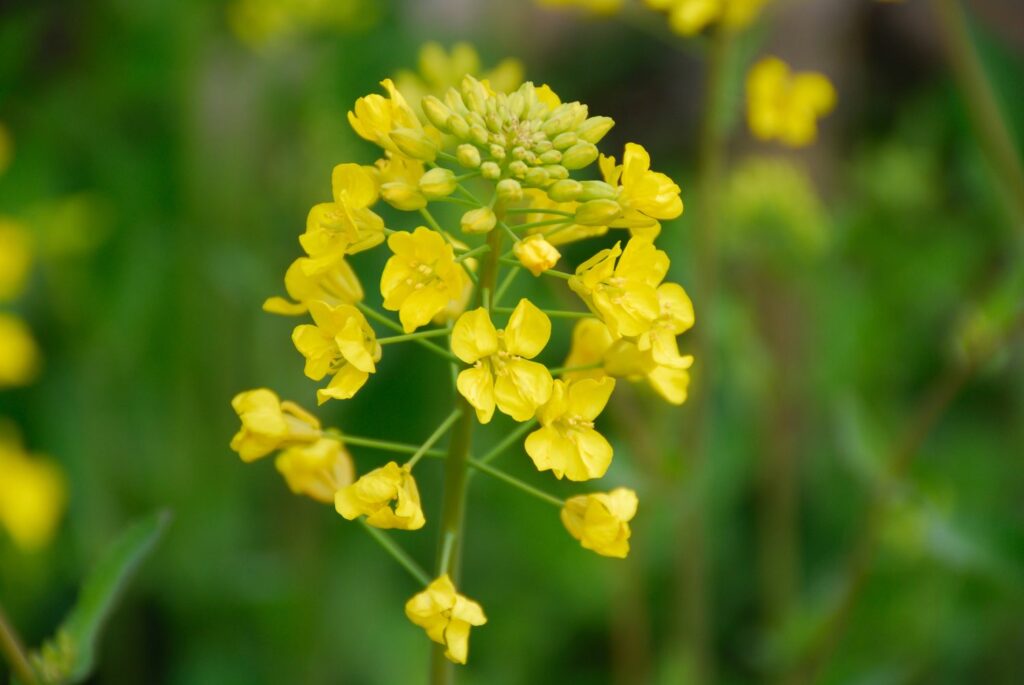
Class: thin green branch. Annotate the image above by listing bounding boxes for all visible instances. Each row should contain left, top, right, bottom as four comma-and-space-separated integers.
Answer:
455, 244, 491, 262
357, 303, 461, 363
378, 329, 451, 345
468, 459, 564, 508
0, 604, 35, 685
493, 266, 520, 308
549, 362, 603, 376
359, 520, 431, 586
504, 207, 575, 218
497, 257, 571, 279
407, 409, 463, 470
493, 306, 589, 319
476, 419, 538, 465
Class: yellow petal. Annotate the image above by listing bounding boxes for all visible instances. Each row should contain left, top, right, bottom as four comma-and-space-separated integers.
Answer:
504, 298, 551, 359
456, 366, 496, 424
567, 377, 616, 421
451, 308, 498, 363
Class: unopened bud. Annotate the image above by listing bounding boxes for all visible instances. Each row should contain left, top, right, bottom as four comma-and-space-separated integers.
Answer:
381, 182, 427, 211
574, 199, 622, 226
514, 235, 562, 276
421, 96, 452, 131
480, 161, 501, 180
496, 178, 523, 203
577, 116, 615, 144
456, 144, 481, 168
578, 180, 618, 201
524, 167, 549, 187
548, 179, 583, 202
562, 142, 599, 170
461, 207, 497, 234
390, 128, 438, 162
418, 167, 458, 199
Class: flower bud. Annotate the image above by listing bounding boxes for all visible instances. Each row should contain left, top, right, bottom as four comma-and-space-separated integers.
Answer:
496, 178, 524, 203
461, 207, 497, 234
524, 167, 549, 187
470, 125, 489, 146
562, 142, 599, 170
448, 115, 470, 140
542, 105, 576, 137
547, 179, 583, 202
390, 128, 438, 162
577, 116, 615, 144
381, 182, 428, 211
421, 96, 453, 132
480, 161, 501, 180
418, 167, 458, 199
574, 199, 622, 226
488, 144, 507, 160
578, 180, 618, 201
514, 235, 561, 276
552, 131, 578, 150
508, 160, 528, 177
456, 144, 481, 168
539, 149, 562, 165
544, 164, 569, 180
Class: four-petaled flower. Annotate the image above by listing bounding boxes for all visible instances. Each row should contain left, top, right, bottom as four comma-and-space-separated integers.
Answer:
635, 282, 695, 367
300, 164, 386, 275
525, 377, 616, 481
381, 227, 471, 333
292, 301, 381, 405
599, 143, 683, 238
561, 488, 638, 558
405, 574, 487, 664
335, 461, 426, 530
230, 388, 322, 462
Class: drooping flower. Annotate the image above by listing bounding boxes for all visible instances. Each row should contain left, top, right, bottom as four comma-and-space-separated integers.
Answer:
525, 377, 616, 481
561, 317, 615, 382
635, 283, 695, 366
747, 56, 836, 147
0, 434, 66, 552
292, 301, 381, 404
349, 79, 441, 161
263, 255, 364, 316
513, 235, 561, 276
0, 219, 32, 302
561, 488, 638, 558
335, 461, 425, 530
300, 164, 386, 274
0, 313, 40, 388
405, 574, 487, 665
380, 227, 470, 333
569, 237, 670, 337
599, 143, 683, 238
605, 338, 693, 405
452, 299, 553, 423
229, 388, 322, 462
275, 437, 355, 504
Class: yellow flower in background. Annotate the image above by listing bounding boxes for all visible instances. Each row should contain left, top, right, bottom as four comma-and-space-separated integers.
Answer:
537, 0, 624, 14
747, 56, 836, 147
0, 121, 11, 175
381, 227, 470, 333
561, 488, 637, 558
525, 377, 616, 481
0, 435, 66, 552
292, 301, 381, 404
335, 461, 425, 530
514, 235, 561, 276
405, 574, 487, 665
0, 219, 33, 302
263, 255, 364, 316
569, 237, 670, 337
0, 313, 40, 388
646, 0, 767, 36
300, 163, 386, 274
599, 143, 683, 237
605, 338, 693, 405
452, 300, 554, 423
349, 79, 441, 162
636, 283, 694, 366
275, 437, 354, 504
229, 388, 322, 462
374, 154, 427, 211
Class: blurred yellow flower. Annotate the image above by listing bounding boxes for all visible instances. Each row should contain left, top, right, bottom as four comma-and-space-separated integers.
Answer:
636, 283, 695, 366
0, 219, 33, 302
263, 255, 363, 316
0, 313, 41, 388
405, 574, 487, 665
562, 317, 615, 382
452, 300, 553, 423
381, 227, 470, 333
227, 0, 379, 49
646, 0, 767, 36
394, 43, 524, 117
537, 0, 624, 14
525, 377, 616, 481
349, 79, 441, 162
569, 237, 670, 337
292, 301, 380, 404
335, 461, 425, 530
599, 143, 683, 237
514, 235, 562, 276
275, 437, 354, 504
301, 163, 386, 274
747, 56, 836, 147
229, 388, 322, 462
561, 488, 637, 558
375, 154, 427, 211
605, 337, 693, 405
0, 435, 66, 551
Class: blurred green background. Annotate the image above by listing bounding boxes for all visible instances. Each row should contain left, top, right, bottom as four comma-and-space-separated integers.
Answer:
1, 0, 1023, 683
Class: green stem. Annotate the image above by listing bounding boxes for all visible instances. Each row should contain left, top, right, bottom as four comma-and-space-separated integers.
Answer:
504, 207, 575, 217
407, 409, 463, 470
498, 220, 522, 244
378, 329, 450, 345
549, 362, 603, 376
359, 520, 431, 586
468, 459, 564, 508
419, 207, 447, 234
492, 306, 589, 319
497, 257, 571, 279
357, 303, 461, 363
455, 244, 491, 262
0, 604, 35, 685
476, 419, 538, 465
326, 430, 447, 459
508, 218, 570, 231
493, 266, 520, 308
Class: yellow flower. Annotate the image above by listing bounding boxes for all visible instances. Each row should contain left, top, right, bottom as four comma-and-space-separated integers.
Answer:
300, 164, 386, 274
452, 300, 554, 423
292, 301, 381, 404
569, 237, 670, 337
275, 438, 354, 504
636, 283, 695, 366
599, 143, 683, 238
229, 388, 322, 462
374, 154, 427, 211
605, 338, 693, 405
0, 313, 40, 388
645, 0, 766, 36
380, 227, 470, 333
405, 574, 487, 665
537, 0, 624, 14
525, 377, 616, 481
335, 461, 425, 530
562, 317, 615, 382
0, 219, 32, 302
514, 235, 561, 276
747, 56, 836, 147
263, 255, 363, 316
348, 79, 441, 161
0, 435, 66, 551
561, 488, 638, 558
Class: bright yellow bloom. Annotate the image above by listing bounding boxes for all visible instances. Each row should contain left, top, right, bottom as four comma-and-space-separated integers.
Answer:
569, 238, 670, 337
335, 461, 425, 530
747, 56, 836, 147
562, 317, 615, 382
599, 143, 683, 237
405, 574, 487, 665
0, 434, 66, 551
525, 377, 616, 481
292, 301, 381, 404
300, 164, 386, 274
348, 79, 441, 161
229, 388, 322, 462
263, 255, 363, 316
0, 219, 32, 302
374, 154, 427, 211
452, 300, 554, 423
561, 488, 638, 558
605, 338, 693, 405
537, 0, 624, 14
381, 228, 470, 333
636, 283, 695, 366
0, 313, 40, 388
275, 437, 354, 504
646, 0, 766, 36
514, 235, 561, 276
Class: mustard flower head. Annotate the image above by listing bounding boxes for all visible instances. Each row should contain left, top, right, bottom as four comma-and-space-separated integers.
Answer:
381, 227, 471, 333
0, 219, 32, 302
230, 388, 322, 462
275, 438, 355, 504
292, 301, 381, 404
747, 56, 836, 147
405, 574, 487, 665
0, 431, 67, 551
561, 488, 638, 558
394, 42, 524, 115
452, 299, 553, 423
335, 461, 425, 530
526, 377, 616, 481
645, 0, 767, 35
0, 312, 41, 388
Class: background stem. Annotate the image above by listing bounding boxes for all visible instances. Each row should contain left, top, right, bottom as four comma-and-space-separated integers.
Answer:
0, 604, 35, 685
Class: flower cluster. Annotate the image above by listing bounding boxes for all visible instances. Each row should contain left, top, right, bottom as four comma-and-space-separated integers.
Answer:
232, 57, 691, 665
